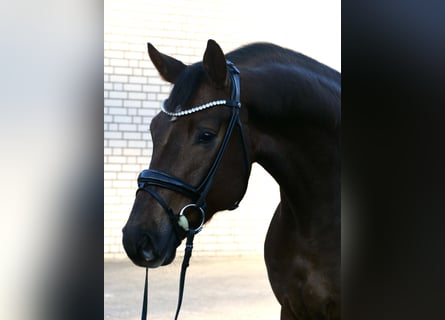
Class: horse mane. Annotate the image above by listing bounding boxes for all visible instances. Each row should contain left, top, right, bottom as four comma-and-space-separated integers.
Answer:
227, 43, 341, 131
164, 43, 340, 130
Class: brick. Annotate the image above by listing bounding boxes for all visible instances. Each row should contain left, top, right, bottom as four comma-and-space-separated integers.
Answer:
125, 156, 137, 164
124, 83, 142, 92
136, 158, 148, 166
110, 75, 128, 83
109, 91, 127, 99
118, 124, 137, 131
125, 51, 143, 60
104, 172, 116, 180
104, 237, 115, 245
117, 172, 137, 180
122, 164, 143, 172
128, 43, 145, 52
109, 140, 127, 148
128, 92, 146, 100
148, 76, 164, 85
112, 180, 132, 188
138, 108, 157, 116
104, 164, 121, 172
128, 140, 146, 148
123, 148, 141, 156
129, 76, 147, 84
104, 99, 122, 107
114, 115, 132, 123
110, 245, 121, 253
123, 132, 141, 140
112, 148, 123, 156
139, 60, 153, 69
141, 100, 159, 109
108, 107, 127, 115
142, 132, 151, 142
157, 93, 169, 100
110, 59, 128, 67
104, 131, 122, 139
114, 67, 133, 75
104, 66, 113, 74
108, 156, 126, 164
143, 84, 161, 92
123, 100, 141, 108
109, 42, 129, 51
104, 148, 112, 155
161, 85, 171, 93
104, 50, 124, 58
138, 123, 150, 132
143, 68, 159, 77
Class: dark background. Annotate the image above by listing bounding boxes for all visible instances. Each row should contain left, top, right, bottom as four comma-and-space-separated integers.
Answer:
342, 0, 445, 319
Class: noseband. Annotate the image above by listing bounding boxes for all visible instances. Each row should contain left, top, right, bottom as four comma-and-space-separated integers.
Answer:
136, 61, 249, 319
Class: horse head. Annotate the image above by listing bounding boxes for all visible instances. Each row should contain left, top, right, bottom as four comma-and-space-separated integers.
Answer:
122, 40, 251, 268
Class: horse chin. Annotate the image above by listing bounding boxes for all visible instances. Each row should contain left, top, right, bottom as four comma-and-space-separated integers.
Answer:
129, 246, 176, 268
123, 228, 178, 268
161, 250, 176, 266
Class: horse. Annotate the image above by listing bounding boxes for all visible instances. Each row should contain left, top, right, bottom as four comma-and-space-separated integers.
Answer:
122, 39, 340, 319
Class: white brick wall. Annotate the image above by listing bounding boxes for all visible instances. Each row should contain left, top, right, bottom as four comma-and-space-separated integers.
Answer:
104, 0, 340, 259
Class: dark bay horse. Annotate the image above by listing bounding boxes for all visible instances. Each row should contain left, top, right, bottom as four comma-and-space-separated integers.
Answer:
122, 39, 340, 319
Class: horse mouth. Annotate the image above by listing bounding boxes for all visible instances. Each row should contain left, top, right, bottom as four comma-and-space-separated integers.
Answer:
136, 245, 175, 268
123, 231, 177, 268
132, 250, 172, 268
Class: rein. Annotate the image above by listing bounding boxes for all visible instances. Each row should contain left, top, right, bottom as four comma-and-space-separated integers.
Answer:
137, 60, 248, 319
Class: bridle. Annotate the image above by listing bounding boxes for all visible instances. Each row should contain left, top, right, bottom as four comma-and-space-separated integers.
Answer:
136, 60, 249, 320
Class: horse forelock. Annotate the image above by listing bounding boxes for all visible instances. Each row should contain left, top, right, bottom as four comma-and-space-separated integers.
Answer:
164, 63, 205, 114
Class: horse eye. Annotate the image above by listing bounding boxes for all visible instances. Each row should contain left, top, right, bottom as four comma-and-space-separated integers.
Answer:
197, 131, 216, 144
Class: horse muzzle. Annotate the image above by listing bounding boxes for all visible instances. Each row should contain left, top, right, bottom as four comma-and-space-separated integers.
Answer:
122, 226, 176, 268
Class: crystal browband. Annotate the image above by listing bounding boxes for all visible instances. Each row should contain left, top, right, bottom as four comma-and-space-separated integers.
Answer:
161, 99, 240, 117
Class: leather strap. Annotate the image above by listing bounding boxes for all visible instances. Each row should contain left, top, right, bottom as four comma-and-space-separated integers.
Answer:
174, 231, 195, 320
136, 186, 183, 247
141, 268, 148, 320
138, 169, 200, 200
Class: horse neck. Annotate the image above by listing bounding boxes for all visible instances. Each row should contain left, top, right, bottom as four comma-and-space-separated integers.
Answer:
241, 66, 340, 236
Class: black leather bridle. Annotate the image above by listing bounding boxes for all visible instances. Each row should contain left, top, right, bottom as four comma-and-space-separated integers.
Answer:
137, 61, 249, 320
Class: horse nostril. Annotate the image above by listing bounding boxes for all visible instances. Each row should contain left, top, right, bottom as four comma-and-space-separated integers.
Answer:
137, 234, 156, 262
141, 248, 155, 262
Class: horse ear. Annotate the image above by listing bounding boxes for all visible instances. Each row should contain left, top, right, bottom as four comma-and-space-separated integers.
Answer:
147, 43, 186, 83
203, 39, 227, 88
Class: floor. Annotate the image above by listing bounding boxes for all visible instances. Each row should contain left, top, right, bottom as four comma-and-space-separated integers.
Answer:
104, 255, 280, 319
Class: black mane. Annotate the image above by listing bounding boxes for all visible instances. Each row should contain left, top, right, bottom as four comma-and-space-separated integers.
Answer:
228, 43, 341, 130
227, 42, 339, 81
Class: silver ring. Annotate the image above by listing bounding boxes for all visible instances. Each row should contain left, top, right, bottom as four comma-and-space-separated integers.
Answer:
179, 204, 205, 233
